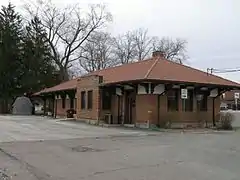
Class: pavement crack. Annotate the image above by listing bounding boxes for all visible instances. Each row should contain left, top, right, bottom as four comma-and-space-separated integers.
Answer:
0, 168, 10, 180
81, 163, 160, 179
0, 147, 58, 180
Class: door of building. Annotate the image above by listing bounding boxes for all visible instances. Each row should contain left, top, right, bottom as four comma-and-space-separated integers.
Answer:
125, 90, 136, 124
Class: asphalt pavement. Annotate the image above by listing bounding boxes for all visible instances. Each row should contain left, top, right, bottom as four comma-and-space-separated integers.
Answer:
0, 115, 240, 180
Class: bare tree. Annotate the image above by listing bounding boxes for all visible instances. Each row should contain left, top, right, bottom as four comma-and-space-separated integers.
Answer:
152, 37, 187, 64
78, 29, 154, 71
133, 28, 153, 61
78, 31, 116, 73
24, 0, 112, 81
112, 29, 187, 64
112, 31, 137, 64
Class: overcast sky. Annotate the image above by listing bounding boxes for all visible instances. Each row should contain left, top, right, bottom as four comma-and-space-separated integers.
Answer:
1, 0, 240, 82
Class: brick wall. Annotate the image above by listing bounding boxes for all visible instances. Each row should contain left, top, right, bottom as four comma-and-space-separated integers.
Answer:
54, 98, 77, 117
76, 75, 101, 120
55, 99, 70, 116
74, 79, 221, 126
135, 92, 221, 126
110, 95, 121, 124
136, 94, 158, 124
164, 96, 220, 126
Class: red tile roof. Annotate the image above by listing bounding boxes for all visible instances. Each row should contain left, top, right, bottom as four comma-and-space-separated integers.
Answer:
91, 57, 240, 87
34, 57, 240, 95
90, 59, 154, 83
33, 79, 77, 95
147, 58, 240, 87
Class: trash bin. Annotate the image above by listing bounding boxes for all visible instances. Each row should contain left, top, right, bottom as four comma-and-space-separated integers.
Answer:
66, 109, 76, 118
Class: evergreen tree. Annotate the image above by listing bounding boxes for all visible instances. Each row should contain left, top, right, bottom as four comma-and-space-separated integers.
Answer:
0, 3, 59, 113
0, 3, 23, 112
20, 16, 60, 94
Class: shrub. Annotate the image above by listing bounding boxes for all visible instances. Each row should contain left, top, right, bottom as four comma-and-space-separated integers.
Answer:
217, 112, 234, 130
159, 119, 172, 129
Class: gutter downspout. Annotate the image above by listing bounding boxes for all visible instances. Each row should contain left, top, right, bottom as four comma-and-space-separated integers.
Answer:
157, 95, 160, 127
52, 94, 55, 117
157, 90, 169, 127
55, 98, 57, 118
97, 87, 101, 125
212, 98, 215, 126
117, 95, 120, 124
43, 97, 46, 116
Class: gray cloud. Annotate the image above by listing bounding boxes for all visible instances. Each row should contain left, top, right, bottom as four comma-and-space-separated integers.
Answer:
1, 0, 240, 81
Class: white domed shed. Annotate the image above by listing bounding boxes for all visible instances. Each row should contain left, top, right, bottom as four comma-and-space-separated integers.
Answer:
12, 96, 33, 115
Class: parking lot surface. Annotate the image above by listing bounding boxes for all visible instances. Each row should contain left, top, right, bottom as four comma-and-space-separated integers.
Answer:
0, 115, 240, 180
0, 115, 148, 142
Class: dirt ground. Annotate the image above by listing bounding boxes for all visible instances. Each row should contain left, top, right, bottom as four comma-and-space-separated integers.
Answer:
0, 115, 240, 180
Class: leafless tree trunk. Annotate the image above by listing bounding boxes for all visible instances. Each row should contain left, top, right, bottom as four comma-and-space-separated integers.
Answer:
24, 0, 112, 81
133, 28, 153, 61
112, 31, 137, 64
78, 31, 116, 73
152, 37, 187, 64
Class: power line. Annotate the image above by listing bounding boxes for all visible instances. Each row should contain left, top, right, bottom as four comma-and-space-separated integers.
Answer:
207, 67, 240, 74
213, 69, 240, 73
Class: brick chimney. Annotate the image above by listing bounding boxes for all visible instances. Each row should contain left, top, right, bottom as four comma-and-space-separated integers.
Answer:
152, 51, 165, 58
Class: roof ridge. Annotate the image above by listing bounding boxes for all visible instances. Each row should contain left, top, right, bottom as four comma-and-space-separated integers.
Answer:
144, 57, 160, 79
54, 78, 77, 85
89, 58, 154, 75
161, 58, 240, 85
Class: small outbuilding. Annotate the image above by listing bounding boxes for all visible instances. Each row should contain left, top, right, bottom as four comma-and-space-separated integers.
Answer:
12, 96, 33, 115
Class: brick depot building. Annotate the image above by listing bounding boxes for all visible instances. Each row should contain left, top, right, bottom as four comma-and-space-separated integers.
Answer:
34, 52, 240, 128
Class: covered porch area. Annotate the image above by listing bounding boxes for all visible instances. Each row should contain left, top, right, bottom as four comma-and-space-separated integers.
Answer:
99, 80, 235, 128
33, 89, 77, 118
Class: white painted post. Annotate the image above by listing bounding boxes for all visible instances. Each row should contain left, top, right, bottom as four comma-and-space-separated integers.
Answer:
234, 93, 239, 110
147, 110, 152, 128
148, 83, 151, 94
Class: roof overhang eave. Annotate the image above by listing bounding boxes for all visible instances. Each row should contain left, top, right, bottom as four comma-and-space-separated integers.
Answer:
33, 87, 77, 96
99, 79, 240, 90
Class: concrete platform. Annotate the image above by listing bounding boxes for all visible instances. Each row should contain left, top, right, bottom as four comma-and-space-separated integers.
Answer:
0, 115, 149, 142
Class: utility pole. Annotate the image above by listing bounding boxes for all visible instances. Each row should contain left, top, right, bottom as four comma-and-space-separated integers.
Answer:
207, 68, 213, 75
211, 68, 213, 74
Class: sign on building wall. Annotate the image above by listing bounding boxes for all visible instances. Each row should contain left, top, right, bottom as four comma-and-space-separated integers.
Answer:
181, 89, 188, 99
153, 84, 165, 94
116, 87, 122, 96
137, 84, 147, 95
234, 92, 240, 99
222, 93, 226, 99
209, 88, 218, 97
